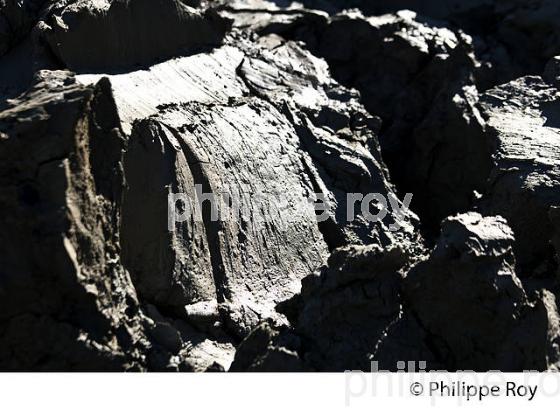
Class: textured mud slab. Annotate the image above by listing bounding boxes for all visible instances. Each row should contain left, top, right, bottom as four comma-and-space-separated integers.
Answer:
77, 46, 247, 133
0, 71, 146, 370
218, 5, 492, 230
477, 76, 560, 275
123, 100, 330, 337
1, 0, 560, 371
0, 70, 236, 371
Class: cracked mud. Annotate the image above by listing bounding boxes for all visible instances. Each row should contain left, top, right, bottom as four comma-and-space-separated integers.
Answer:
1, 0, 560, 371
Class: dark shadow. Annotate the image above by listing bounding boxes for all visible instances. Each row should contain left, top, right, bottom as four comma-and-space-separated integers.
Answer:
542, 100, 560, 129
